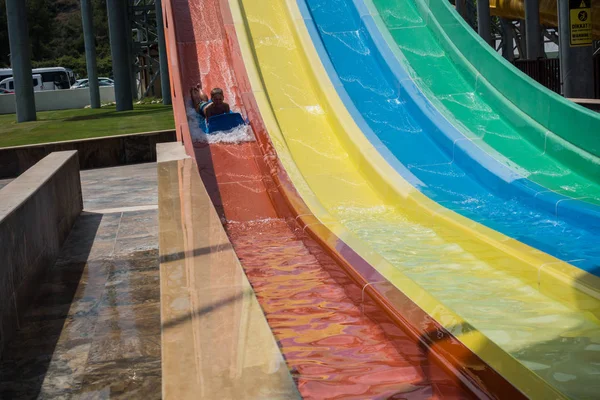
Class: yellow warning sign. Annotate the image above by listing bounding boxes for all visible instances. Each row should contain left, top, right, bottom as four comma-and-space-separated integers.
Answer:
569, 0, 592, 47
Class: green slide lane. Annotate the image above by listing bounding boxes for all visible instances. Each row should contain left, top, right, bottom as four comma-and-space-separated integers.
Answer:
371, 0, 600, 206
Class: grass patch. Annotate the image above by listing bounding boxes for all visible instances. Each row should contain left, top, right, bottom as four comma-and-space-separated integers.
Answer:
0, 104, 175, 148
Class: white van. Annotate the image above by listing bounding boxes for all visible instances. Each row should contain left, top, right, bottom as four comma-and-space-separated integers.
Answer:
0, 68, 12, 83
0, 67, 75, 91
34, 67, 75, 90
0, 74, 44, 92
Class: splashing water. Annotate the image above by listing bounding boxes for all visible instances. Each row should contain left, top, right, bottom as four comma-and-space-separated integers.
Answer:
187, 106, 256, 144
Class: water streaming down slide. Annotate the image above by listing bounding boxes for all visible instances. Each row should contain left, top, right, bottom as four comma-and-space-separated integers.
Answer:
162, 0, 482, 398
296, 0, 600, 276
225, 0, 600, 398
371, 0, 600, 206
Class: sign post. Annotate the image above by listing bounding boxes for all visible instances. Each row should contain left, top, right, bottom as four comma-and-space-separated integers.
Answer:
558, 0, 594, 98
569, 0, 593, 47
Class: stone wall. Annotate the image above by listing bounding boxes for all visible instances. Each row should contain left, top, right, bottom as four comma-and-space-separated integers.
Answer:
0, 87, 116, 114
0, 130, 176, 179
0, 151, 82, 357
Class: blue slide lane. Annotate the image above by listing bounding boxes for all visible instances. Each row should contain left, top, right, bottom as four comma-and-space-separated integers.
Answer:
297, 0, 600, 275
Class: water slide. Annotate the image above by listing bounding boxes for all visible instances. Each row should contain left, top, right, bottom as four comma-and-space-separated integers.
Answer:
372, 0, 600, 207
299, 0, 600, 280
162, 0, 600, 398
162, 0, 498, 398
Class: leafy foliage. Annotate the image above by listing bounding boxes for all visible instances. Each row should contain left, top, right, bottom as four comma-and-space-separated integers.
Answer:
0, 0, 112, 78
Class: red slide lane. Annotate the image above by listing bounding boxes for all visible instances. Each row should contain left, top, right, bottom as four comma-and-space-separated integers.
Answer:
161, 0, 524, 398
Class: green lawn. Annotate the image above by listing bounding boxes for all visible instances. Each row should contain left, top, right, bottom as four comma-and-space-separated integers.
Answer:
0, 104, 175, 148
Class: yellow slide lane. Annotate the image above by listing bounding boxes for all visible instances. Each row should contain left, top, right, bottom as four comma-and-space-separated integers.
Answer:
229, 0, 600, 398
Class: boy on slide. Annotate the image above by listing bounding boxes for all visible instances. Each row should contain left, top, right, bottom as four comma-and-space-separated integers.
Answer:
190, 83, 231, 120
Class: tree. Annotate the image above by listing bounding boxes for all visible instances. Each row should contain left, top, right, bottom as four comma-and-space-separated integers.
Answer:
0, 0, 8, 67
0, 0, 112, 78
28, 0, 57, 61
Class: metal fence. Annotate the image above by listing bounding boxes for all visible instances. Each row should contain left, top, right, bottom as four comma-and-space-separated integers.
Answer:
512, 58, 561, 95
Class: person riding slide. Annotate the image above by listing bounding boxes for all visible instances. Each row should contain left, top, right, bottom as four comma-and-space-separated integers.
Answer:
190, 83, 230, 120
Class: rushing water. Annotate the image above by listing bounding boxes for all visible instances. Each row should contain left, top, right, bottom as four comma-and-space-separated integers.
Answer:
330, 204, 600, 398
187, 106, 256, 144
226, 218, 474, 400
231, 0, 600, 396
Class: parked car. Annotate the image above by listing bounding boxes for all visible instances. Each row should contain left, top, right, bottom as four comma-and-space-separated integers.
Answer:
0, 67, 74, 90
71, 77, 114, 89
0, 74, 44, 92
72, 79, 87, 88
0, 87, 13, 94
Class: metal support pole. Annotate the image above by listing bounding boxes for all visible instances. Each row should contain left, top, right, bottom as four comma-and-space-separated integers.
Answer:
557, 0, 594, 98
155, 0, 171, 105
5, 0, 36, 122
455, 0, 466, 19
106, 0, 133, 111
477, 0, 493, 46
519, 20, 528, 57
81, 0, 101, 108
525, 0, 542, 59
123, 0, 137, 101
501, 18, 515, 61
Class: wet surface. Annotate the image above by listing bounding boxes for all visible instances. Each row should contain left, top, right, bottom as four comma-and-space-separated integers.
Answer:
164, 0, 510, 397
333, 205, 600, 398
81, 164, 159, 212
231, 0, 600, 397
296, 2, 600, 394
303, 0, 600, 275
194, 138, 472, 399
174, 0, 476, 396
157, 157, 300, 399
373, 0, 600, 206
227, 218, 473, 399
0, 163, 161, 399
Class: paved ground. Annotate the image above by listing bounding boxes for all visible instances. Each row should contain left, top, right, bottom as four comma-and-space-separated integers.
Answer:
0, 163, 161, 399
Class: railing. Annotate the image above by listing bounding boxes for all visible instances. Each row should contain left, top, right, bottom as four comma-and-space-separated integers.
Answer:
512, 58, 561, 95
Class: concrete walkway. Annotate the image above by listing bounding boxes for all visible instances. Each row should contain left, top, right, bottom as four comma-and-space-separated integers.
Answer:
0, 163, 161, 399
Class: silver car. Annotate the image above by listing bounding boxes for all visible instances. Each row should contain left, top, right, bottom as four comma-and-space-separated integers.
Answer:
71, 77, 114, 89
